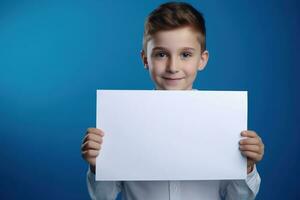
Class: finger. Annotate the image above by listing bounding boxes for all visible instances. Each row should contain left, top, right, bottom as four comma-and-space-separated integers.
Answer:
239, 144, 261, 153
86, 127, 105, 136
82, 149, 99, 158
241, 151, 262, 162
81, 141, 101, 151
83, 133, 103, 144
241, 130, 257, 138
239, 138, 260, 145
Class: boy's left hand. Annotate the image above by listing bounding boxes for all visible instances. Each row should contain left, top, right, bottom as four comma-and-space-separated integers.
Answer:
239, 130, 264, 174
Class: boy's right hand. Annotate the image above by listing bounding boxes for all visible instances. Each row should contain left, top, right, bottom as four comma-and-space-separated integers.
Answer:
81, 128, 105, 173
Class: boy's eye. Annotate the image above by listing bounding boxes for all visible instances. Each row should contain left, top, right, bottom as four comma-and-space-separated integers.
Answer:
153, 51, 168, 58
180, 52, 192, 59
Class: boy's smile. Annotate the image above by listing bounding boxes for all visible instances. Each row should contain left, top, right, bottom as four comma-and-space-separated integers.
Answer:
142, 26, 209, 90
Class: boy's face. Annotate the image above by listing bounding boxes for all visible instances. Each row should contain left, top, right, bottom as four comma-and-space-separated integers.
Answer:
141, 26, 209, 90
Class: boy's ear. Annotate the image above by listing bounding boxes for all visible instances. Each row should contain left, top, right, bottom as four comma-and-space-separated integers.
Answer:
140, 50, 149, 70
198, 50, 209, 71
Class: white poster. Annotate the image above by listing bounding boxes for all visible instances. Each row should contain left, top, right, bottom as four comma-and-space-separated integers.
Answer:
96, 90, 247, 181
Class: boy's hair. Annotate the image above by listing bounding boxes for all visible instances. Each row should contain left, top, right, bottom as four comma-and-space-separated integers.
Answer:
143, 2, 206, 53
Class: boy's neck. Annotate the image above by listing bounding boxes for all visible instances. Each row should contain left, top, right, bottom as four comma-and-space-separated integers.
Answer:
154, 88, 197, 90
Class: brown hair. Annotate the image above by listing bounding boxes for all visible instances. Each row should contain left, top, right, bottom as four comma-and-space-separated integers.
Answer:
143, 2, 206, 53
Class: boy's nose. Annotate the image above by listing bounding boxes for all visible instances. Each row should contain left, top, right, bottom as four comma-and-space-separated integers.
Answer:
166, 57, 179, 73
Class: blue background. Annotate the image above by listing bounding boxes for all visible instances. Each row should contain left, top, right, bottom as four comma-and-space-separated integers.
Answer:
0, 0, 299, 199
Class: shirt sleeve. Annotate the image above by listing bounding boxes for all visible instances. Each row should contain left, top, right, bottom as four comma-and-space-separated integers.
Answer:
219, 165, 261, 200
86, 167, 122, 200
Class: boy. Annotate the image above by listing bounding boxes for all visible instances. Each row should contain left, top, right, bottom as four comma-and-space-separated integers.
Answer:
81, 2, 264, 200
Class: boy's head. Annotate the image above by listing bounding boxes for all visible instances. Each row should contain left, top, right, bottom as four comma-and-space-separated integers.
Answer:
141, 2, 209, 90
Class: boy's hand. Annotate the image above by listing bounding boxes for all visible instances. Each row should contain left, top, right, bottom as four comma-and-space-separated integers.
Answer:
239, 130, 264, 174
81, 128, 105, 173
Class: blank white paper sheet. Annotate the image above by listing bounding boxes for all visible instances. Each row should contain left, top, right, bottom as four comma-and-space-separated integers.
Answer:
96, 90, 247, 181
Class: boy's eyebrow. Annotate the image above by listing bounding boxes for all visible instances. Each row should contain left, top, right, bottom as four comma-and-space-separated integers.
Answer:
151, 47, 169, 51
151, 47, 196, 52
181, 47, 196, 51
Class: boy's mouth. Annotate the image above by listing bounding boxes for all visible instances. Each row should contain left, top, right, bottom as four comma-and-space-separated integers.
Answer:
161, 76, 184, 86
162, 76, 184, 80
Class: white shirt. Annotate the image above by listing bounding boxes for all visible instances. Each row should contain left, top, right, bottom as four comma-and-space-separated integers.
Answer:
86, 165, 261, 200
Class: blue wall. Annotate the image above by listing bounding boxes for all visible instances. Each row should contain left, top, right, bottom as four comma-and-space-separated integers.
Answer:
0, 0, 299, 199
